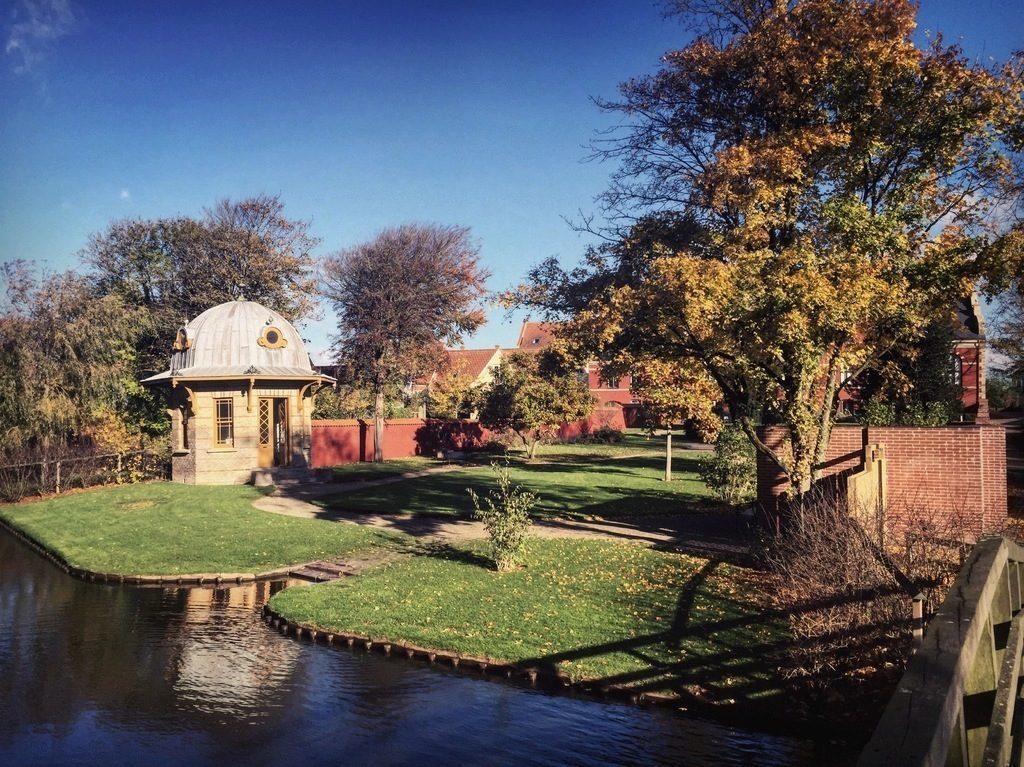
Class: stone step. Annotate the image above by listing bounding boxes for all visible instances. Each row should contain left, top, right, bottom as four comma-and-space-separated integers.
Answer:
252, 468, 316, 487
288, 561, 352, 583
305, 561, 349, 576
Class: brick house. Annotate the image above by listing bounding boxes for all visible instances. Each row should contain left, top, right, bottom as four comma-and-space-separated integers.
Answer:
515, 321, 642, 425
838, 295, 989, 421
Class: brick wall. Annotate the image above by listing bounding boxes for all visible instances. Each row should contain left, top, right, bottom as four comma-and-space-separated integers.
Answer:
756, 424, 1007, 537
557, 406, 628, 440
310, 419, 492, 466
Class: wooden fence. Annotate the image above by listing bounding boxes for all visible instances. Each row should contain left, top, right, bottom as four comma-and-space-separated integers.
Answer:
859, 536, 1024, 767
0, 450, 170, 501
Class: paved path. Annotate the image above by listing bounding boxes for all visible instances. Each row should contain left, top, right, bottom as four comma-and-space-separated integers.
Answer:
254, 465, 752, 563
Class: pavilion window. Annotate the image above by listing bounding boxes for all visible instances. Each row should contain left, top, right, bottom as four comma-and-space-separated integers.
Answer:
214, 398, 234, 446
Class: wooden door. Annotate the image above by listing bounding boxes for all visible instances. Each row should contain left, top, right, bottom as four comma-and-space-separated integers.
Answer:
257, 398, 273, 468
273, 398, 289, 467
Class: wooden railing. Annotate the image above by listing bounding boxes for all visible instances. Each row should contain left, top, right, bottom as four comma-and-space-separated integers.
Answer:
859, 536, 1024, 767
0, 450, 169, 501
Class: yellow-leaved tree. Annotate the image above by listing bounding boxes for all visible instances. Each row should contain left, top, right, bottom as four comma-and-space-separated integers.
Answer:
512, 0, 1023, 497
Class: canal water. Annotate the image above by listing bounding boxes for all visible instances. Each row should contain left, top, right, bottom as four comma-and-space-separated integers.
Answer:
0, 530, 830, 766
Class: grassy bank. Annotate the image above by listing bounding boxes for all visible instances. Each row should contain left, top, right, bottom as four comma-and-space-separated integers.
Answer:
270, 538, 785, 701
0, 482, 400, 576
316, 450, 716, 519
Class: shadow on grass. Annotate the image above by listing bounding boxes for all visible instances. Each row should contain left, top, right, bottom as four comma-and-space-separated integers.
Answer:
313, 460, 719, 519
511, 563, 911, 734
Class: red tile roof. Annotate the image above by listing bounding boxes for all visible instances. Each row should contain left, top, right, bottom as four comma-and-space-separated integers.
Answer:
516, 321, 558, 350
446, 348, 501, 381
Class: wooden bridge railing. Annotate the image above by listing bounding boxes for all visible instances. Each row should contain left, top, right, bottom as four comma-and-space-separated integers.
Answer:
859, 536, 1024, 767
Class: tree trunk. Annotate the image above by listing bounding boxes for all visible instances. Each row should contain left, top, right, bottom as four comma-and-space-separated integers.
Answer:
528, 437, 539, 460
664, 430, 673, 482
373, 387, 385, 463
813, 351, 843, 478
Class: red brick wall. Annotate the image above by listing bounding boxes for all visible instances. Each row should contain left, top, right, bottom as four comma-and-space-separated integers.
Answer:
956, 343, 981, 411
557, 406, 628, 440
586, 362, 634, 406
311, 419, 492, 466
756, 424, 1007, 537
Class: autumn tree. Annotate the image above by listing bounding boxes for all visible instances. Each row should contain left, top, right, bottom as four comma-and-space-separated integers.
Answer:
515, 0, 1023, 495
321, 224, 489, 461
83, 194, 319, 435
0, 262, 147, 455
630, 357, 722, 480
426, 358, 477, 420
476, 350, 593, 459
84, 194, 319, 373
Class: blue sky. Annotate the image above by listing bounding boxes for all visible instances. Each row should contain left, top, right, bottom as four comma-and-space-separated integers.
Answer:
1, 0, 1021, 362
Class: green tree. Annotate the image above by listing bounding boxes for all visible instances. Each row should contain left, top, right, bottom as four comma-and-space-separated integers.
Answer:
857, 316, 963, 423
513, 0, 1023, 496
0, 262, 147, 454
994, 287, 1024, 391
476, 350, 593, 459
468, 462, 537, 571
85, 194, 319, 369
320, 224, 489, 461
426, 357, 477, 419
83, 194, 320, 435
698, 426, 757, 506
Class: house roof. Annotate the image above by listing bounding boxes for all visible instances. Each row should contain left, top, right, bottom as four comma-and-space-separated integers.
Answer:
953, 295, 985, 341
141, 299, 332, 384
516, 321, 557, 350
411, 348, 502, 388
447, 348, 502, 381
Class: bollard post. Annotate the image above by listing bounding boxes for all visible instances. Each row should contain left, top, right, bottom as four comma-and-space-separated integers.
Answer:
664, 430, 673, 482
912, 593, 925, 648
55, 461, 62, 494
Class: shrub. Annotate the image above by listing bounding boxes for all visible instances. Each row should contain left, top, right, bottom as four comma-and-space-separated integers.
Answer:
591, 426, 624, 443
761, 490, 972, 706
467, 462, 536, 571
567, 426, 625, 445
698, 426, 756, 505
859, 397, 956, 426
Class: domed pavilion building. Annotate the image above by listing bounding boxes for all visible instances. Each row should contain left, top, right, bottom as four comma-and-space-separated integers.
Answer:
142, 299, 334, 484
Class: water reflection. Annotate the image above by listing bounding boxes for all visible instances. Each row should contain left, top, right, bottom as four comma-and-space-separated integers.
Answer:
0, 530, 833, 766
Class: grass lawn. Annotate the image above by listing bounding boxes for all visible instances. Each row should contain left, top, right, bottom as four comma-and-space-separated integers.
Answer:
315, 449, 716, 518
0, 482, 401, 576
270, 538, 785, 701
327, 457, 440, 483
517, 431, 672, 459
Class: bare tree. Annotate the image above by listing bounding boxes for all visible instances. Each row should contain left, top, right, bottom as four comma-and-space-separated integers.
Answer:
321, 224, 489, 461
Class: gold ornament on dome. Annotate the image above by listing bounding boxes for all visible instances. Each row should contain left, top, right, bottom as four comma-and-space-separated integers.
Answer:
258, 326, 288, 349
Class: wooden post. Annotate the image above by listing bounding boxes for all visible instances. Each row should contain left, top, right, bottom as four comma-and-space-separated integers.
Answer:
55, 460, 61, 494
912, 593, 924, 647
664, 430, 673, 482
116, 453, 122, 484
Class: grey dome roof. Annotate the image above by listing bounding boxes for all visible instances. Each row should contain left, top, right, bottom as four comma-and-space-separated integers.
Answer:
142, 300, 324, 383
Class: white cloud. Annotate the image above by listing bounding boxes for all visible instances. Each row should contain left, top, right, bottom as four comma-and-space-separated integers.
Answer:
5, 0, 78, 75
119, 188, 130, 200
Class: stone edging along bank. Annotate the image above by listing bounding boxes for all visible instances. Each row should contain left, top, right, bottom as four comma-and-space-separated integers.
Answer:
0, 516, 303, 587
259, 603, 838, 739
260, 603, 686, 708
